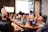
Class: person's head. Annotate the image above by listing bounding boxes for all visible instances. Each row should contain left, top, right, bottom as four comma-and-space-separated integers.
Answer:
10, 13, 13, 16
26, 14, 29, 18
18, 13, 21, 17
29, 10, 33, 14
37, 16, 44, 22
23, 14, 26, 17
23, 14, 28, 18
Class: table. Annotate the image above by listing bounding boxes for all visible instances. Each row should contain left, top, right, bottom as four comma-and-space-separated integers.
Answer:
12, 20, 40, 29
12, 21, 41, 32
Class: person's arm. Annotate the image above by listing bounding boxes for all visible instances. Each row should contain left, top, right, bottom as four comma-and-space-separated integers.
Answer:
25, 17, 30, 26
21, 17, 23, 23
36, 22, 45, 29
34, 25, 41, 29
12, 17, 38, 29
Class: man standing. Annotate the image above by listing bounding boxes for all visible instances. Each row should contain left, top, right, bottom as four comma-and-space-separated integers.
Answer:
1, 6, 7, 20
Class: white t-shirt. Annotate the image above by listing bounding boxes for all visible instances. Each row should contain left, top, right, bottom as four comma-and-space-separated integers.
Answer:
38, 22, 45, 27
1, 8, 6, 14
1, 8, 7, 20
29, 14, 34, 17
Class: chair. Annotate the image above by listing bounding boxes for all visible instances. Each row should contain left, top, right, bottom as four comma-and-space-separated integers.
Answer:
41, 25, 48, 32
0, 21, 14, 32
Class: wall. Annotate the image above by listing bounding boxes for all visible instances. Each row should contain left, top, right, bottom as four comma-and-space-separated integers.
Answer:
42, 0, 48, 15
10, 0, 15, 7
42, 0, 48, 24
0, 0, 15, 13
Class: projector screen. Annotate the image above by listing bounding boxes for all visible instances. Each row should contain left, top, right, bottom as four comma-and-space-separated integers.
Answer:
5, 7, 14, 13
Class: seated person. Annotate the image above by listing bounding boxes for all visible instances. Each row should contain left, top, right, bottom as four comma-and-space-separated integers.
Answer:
36, 16, 45, 32
25, 15, 36, 32
21, 14, 27, 25
29, 11, 34, 20
9, 13, 13, 20
29, 14, 35, 26
28, 11, 35, 26
12, 14, 16, 20
16, 13, 22, 22
29, 10, 34, 17
11, 14, 23, 32
11, 22, 23, 32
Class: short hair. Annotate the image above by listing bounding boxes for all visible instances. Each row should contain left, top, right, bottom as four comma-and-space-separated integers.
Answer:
30, 11, 33, 13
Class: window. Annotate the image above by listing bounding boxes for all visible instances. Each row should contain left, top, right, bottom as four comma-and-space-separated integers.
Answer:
15, 0, 34, 14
